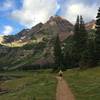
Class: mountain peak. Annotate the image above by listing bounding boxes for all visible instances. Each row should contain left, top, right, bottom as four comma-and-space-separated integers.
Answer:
41, 16, 74, 41
48, 16, 71, 24
2, 16, 74, 44
49, 16, 63, 21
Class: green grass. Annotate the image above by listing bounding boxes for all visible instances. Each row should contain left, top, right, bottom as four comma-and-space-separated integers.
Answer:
0, 67, 100, 100
0, 70, 57, 100
64, 67, 100, 100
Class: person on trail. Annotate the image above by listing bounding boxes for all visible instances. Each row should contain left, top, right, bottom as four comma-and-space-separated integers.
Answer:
59, 70, 63, 77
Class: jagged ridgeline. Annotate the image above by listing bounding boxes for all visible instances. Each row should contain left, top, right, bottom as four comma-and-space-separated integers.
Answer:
0, 16, 95, 70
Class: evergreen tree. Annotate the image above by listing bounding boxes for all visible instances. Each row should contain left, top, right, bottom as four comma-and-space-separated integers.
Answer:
73, 15, 88, 67
73, 15, 80, 44
73, 15, 80, 66
79, 16, 89, 67
63, 36, 75, 68
80, 16, 88, 51
95, 7, 100, 64
86, 39, 97, 67
53, 34, 63, 71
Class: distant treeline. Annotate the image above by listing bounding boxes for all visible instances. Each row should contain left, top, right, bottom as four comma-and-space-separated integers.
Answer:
17, 63, 55, 70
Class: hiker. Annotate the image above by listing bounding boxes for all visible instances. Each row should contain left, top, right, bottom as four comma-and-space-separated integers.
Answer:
59, 70, 63, 77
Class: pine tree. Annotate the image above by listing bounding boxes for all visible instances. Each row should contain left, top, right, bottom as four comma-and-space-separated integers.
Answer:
95, 7, 100, 64
73, 15, 80, 66
79, 16, 88, 51
73, 15, 88, 67
73, 15, 80, 43
53, 35, 63, 71
86, 39, 97, 67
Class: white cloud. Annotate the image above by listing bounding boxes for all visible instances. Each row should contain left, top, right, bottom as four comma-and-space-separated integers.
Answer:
61, 2, 98, 23
3, 25, 13, 35
11, 0, 58, 28
0, 0, 14, 11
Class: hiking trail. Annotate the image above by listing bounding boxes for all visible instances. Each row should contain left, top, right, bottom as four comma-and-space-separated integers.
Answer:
56, 77, 75, 100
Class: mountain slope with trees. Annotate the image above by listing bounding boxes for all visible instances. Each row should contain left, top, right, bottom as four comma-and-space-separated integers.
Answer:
0, 8, 99, 71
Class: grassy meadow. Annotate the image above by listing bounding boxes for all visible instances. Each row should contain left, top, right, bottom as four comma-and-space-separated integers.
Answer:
0, 70, 57, 100
0, 67, 100, 100
64, 67, 100, 100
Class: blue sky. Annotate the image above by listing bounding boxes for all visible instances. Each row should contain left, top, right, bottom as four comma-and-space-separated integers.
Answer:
0, 0, 99, 35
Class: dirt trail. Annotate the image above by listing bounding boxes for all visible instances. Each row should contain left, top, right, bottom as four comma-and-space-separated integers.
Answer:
56, 77, 75, 100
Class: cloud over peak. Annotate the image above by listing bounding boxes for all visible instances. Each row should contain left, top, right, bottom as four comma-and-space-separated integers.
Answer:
11, 0, 58, 28
11, 0, 99, 28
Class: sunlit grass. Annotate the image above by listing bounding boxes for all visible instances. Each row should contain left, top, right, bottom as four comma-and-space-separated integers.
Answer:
64, 67, 100, 100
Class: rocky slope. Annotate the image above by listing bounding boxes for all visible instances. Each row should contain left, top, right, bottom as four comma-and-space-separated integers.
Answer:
1, 16, 73, 45
0, 16, 96, 70
85, 20, 96, 30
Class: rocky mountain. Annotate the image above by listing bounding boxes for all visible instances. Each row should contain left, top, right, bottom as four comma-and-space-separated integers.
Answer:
0, 16, 74, 70
40, 16, 74, 41
85, 20, 96, 30
17, 23, 44, 40
1, 16, 73, 45
0, 16, 95, 70
18, 16, 74, 41
1, 18, 96, 46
